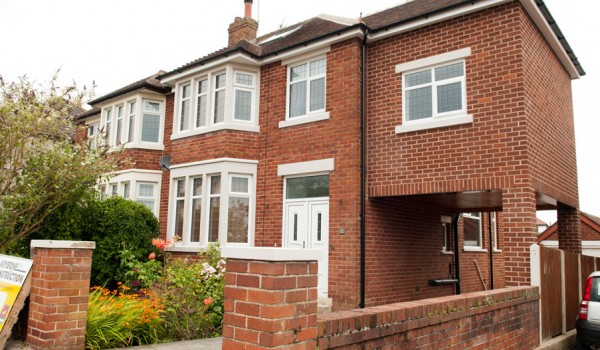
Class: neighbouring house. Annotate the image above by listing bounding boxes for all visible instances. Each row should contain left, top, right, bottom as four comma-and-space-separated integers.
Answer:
537, 217, 550, 234
76, 0, 585, 311
538, 212, 600, 257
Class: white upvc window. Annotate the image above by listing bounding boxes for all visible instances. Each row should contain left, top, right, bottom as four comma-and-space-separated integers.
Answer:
463, 212, 485, 251
127, 101, 136, 143
279, 56, 328, 129
99, 170, 162, 215
97, 94, 165, 150
115, 105, 124, 146
233, 72, 255, 122
179, 83, 192, 132
441, 215, 453, 254
173, 66, 259, 139
104, 109, 112, 145
213, 73, 226, 124
403, 61, 466, 122
141, 100, 161, 143
87, 121, 99, 149
491, 212, 500, 251
167, 159, 257, 250
195, 79, 208, 128
395, 48, 473, 134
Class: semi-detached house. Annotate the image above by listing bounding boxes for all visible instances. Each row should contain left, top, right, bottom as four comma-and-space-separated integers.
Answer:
76, 0, 585, 311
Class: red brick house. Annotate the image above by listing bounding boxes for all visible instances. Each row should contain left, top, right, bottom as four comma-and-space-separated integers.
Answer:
77, 0, 584, 311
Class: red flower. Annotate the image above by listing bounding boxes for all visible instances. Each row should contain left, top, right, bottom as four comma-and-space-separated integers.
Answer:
203, 297, 213, 306
148, 252, 156, 260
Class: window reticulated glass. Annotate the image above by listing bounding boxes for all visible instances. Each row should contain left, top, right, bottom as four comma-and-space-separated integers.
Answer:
288, 57, 326, 119
180, 84, 191, 131
208, 175, 221, 242
141, 100, 160, 143
463, 212, 481, 247
213, 74, 226, 124
286, 175, 329, 199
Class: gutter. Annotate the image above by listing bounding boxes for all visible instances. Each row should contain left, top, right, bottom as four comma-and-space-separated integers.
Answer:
359, 27, 368, 309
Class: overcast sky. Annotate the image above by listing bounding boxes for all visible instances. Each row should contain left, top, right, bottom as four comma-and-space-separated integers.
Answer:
1, 0, 598, 220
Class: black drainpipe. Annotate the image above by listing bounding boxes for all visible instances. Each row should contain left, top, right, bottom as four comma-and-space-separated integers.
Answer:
360, 27, 368, 309
453, 214, 461, 295
488, 212, 494, 290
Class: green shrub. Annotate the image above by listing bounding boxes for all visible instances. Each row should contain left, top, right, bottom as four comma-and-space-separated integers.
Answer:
81, 197, 159, 288
86, 286, 164, 349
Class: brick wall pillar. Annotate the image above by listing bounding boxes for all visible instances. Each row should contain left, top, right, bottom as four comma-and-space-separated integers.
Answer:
27, 240, 96, 350
502, 186, 538, 286
557, 202, 582, 253
221, 247, 320, 349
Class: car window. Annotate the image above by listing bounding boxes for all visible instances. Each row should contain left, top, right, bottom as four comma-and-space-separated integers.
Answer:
591, 277, 600, 302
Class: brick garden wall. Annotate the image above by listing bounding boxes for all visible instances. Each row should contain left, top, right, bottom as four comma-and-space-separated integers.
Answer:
317, 286, 540, 349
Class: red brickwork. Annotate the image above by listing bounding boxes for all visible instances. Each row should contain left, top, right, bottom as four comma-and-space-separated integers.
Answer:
222, 258, 318, 349
557, 203, 582, 253
317, 286, 540, 349
27, 241, 95, 350
254, 39, 363, 310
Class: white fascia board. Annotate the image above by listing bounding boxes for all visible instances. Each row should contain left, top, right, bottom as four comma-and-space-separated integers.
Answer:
160, 52, 260, 85
518, 0, 580, 79
169, 157, 259, 170
368, 0, 511, 43
222, 247, 322, 261
277, 158, 335, 176
261, 28, 364, 65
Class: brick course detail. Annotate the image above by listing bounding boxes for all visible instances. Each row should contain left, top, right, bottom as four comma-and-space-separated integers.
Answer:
222, 258, 318, 349
27, 241, 95, 350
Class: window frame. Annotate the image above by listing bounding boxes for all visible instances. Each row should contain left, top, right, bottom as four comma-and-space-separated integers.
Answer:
463, 212, 486, 252
167, 159, 257, 250
280, 55, 330, 128
97, 94, 165, 151
402, 60, 467, 123
395, 48, 473, 134
441, 215, 453, 254
172, 65, 259, 140
98, 170, 162, 215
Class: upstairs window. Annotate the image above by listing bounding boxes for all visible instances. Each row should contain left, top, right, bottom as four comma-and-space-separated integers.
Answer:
404, 61, 466, 122
287, 57, 326, 118
141, 100, 161, 143
174, 67, 258, 138
99, 96, 164, 150
87, 122, 99, 149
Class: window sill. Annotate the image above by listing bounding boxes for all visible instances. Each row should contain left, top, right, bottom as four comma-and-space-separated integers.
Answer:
395, 114, 473, 134
463, 247, 488, 253
124, 143, 164, 151
171, 123, 260, 140
278, 112, 330, 129
493, 249, 502, 253
441, 250, 454, 255
167, 245, 202, 253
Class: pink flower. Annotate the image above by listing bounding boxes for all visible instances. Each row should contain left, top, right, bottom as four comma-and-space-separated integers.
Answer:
148, 252, 156, 260
151, 238, 169, 251
203, 297, 213, 306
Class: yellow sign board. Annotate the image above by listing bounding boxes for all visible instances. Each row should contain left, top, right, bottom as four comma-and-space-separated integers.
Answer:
0, 255, 33, 332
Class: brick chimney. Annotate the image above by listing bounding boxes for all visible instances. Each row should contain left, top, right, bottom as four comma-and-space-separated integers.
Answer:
228, 0, 258, 46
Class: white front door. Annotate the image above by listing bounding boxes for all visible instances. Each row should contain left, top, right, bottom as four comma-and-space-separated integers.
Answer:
284, 200, 329, 296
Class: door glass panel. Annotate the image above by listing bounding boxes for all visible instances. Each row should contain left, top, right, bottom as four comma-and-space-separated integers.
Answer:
286, 175, 329, 199
293, 213, 298, 241
317, 212, 322, 242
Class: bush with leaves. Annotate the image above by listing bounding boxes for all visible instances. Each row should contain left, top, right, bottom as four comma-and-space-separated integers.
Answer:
82, 197, 159, 289
0, 74, 120, 254
119, 241, 225, 341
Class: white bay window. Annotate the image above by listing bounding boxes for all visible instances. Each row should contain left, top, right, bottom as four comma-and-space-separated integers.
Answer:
100, 170, 162, 216
99, 94, 165, 150
168, 159, 257, 249
172, 65, 259, 139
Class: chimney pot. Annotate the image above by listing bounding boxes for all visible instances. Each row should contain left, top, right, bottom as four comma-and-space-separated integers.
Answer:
244, 0, 253, 18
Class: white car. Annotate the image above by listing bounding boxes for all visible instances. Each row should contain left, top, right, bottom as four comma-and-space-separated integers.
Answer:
577, 272, 600, 349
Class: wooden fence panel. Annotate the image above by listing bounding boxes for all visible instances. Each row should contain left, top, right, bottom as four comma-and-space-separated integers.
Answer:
581, 255, 595, 294
563, 250, 579, 330
541, 245, 563, 339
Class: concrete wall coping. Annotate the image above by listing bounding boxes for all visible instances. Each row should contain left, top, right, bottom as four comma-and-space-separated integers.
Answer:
30, 240, 96, 250
222, 247, 321, 261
